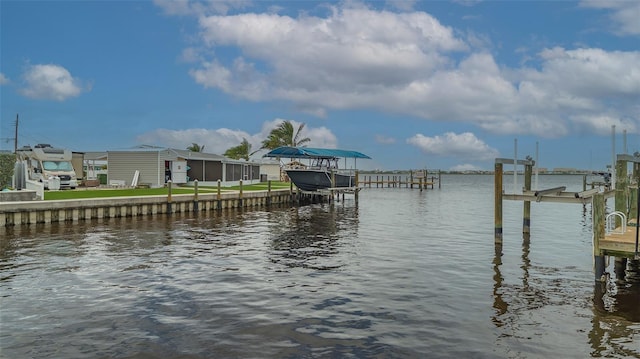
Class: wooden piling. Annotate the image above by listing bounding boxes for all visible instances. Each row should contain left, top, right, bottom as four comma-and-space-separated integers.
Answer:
193, 179, 199, 212
495, 162, 503, 244
217, 180, 222, 209
167, 180, 173, 214
523, 163, 532, 234
355, 171, 359, 202
592, 192, 606, 281
614, 257, 628, 280
632, 163, 640, 222
615, 159, 628, 227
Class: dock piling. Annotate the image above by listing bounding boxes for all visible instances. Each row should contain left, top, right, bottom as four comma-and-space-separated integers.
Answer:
523, 163, 532, 234
593, 192, 606, 281
494, 162, 503, 244
217, 180, 222, 209
167, 180, 173, 214
193, 179, 199, 212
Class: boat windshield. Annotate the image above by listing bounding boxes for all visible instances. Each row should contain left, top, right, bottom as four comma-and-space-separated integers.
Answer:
43, 161, 74, 171
311, 158, 338, 169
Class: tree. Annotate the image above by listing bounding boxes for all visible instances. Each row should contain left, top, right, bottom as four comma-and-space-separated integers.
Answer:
224, 138, 252, 161
187, 143, 205, 152
261, 120, 311, 150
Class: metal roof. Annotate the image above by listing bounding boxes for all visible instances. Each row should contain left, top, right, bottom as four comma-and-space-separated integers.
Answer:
263, 146, 371, 159
106, 146, 257, 164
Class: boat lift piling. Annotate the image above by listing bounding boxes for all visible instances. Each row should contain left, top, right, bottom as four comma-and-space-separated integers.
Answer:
494, 157, 535, 244
495, 154, 640, 281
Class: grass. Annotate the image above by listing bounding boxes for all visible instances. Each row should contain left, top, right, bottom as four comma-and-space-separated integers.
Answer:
44, 181, 292, 200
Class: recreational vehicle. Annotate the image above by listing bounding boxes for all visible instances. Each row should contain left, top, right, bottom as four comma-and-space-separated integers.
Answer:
17, 144, 78, 189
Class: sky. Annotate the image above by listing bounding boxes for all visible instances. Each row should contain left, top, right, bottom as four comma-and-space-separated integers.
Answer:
1, 0, 639, 171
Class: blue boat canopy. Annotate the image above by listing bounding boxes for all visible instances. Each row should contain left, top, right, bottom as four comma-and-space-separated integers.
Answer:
263, 146, 371, 159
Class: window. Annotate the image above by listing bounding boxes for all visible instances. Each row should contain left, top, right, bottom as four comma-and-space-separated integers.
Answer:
43, 161, 74, 171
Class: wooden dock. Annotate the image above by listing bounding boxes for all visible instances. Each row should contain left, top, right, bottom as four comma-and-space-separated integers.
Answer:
601, 224, 640, 256
494, 155, 640, 282
358, 170, 441, 190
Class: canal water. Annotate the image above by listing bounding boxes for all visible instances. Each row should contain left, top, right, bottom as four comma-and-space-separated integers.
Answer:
1, 175, 638, 358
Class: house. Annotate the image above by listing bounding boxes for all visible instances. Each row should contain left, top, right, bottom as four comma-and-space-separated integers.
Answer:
255, 158, 281, 181
106, 145, 261, 188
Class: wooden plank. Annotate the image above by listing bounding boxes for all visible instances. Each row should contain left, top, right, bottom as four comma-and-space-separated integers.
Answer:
503, 193, 589, 204
602, 224, 640, 257
495, 158, 535, 166
503, 190, 615, 204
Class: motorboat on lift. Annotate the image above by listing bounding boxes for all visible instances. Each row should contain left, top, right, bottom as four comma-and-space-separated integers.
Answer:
263, 146, 371, 191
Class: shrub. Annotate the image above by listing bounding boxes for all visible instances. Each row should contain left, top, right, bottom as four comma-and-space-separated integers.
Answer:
0, 153, 16, 189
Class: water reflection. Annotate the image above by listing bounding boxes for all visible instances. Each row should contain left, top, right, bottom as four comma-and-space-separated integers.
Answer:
491, 243, 507, 327
590, 259, 640, 357
267, 203, 359, 270
492, 234, 639, 358
492, 234, 535, 329
592, 259, 640, 321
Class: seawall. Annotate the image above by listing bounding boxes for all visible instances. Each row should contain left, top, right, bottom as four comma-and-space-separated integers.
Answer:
0, 189, 297, 227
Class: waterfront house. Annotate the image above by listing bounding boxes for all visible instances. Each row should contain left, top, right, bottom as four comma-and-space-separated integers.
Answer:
106, 145, 261, 188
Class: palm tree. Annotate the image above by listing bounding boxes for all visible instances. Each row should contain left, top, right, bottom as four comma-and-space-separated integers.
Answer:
224, 138, 252, 161
187, 143, 205, 152
261, 120, 311, 150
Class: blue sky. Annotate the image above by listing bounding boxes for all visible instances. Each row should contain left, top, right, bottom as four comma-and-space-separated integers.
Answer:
1, 0, 639, 171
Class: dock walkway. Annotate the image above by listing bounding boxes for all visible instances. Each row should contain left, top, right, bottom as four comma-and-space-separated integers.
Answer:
603, 225, 640, 256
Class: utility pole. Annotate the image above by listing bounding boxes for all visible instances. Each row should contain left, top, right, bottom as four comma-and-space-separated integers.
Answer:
14, 113, 19, 153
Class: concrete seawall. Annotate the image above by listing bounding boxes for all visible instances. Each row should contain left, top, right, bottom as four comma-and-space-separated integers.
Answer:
0, 189, 296, 227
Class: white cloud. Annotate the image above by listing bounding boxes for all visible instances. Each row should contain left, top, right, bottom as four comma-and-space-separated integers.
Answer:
136, 119, 338, 158
569, 113, 637, 135
580, 0, 640, 35
19, 64, 87, 101
189, 61, 233, 91
136, 127, 255, 156
535, 47, 640, 98
161, 2, 640, 139
406, 132, 499, 161
0, 73, 9, 85
189, 4, 467, 100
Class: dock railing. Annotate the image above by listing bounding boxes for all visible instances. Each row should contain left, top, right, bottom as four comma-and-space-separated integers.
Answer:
357, 170, 441, 190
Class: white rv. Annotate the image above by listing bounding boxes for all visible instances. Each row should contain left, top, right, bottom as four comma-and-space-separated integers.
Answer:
17, 144, 78, 189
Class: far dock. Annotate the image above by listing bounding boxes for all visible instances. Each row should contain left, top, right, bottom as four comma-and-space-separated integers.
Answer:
358, 170, 441, 190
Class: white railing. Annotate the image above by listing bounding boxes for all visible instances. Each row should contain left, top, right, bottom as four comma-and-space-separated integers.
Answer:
605, 211, 627, 234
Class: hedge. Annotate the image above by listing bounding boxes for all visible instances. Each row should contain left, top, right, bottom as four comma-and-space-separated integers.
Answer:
0, 153, 16, 189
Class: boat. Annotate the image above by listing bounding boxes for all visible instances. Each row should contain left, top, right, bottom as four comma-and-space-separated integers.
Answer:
263, 146, 371, 192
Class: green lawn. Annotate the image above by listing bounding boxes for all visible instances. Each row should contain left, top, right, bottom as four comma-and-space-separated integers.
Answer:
44, 182, 292, 200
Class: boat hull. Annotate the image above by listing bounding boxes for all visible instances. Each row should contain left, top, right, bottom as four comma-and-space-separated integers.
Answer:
285, 169, 355, 191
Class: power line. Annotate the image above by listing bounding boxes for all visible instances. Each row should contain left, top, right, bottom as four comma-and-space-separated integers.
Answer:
0, 114, 19, 152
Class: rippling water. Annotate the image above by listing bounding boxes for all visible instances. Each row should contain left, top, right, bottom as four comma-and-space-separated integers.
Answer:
1, 175, 638, 358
